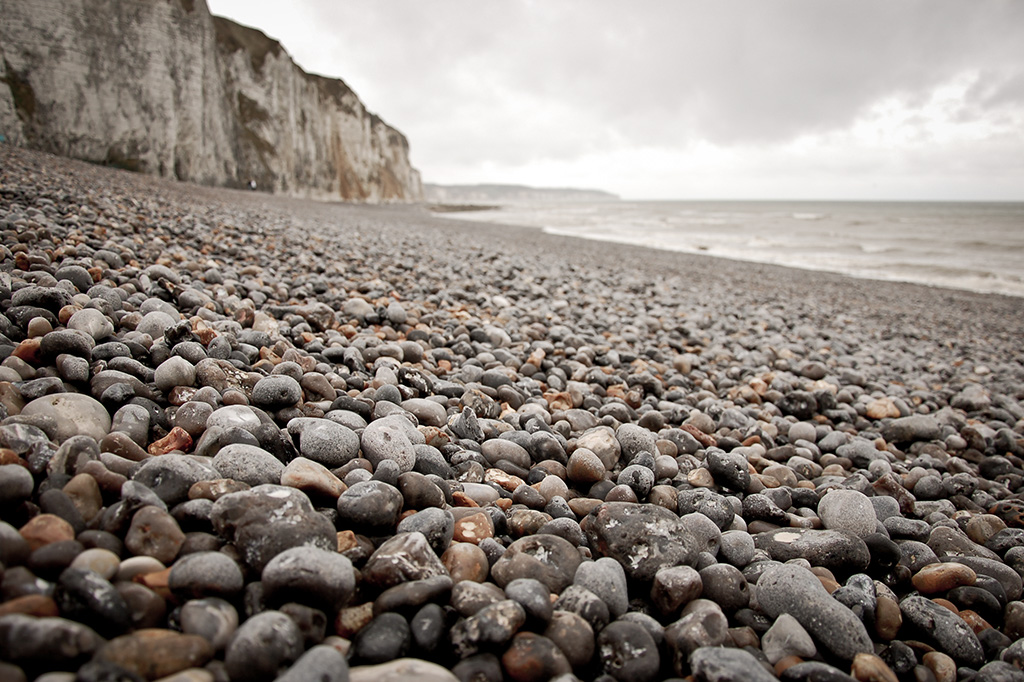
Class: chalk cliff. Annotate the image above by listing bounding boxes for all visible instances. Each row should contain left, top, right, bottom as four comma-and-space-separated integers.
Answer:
0, 0, 421, 202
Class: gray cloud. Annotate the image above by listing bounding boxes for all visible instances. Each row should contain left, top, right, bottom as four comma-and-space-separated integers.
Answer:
208, 0, 1024, 198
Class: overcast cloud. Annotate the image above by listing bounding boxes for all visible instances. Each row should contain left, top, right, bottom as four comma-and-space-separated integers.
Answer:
206, 0, 1024, 200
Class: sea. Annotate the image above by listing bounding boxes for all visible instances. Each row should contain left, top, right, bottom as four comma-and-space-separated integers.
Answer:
443, 200, 1024, 298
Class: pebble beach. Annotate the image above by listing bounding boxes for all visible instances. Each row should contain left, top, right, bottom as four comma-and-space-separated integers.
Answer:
2, 144, 1024, 681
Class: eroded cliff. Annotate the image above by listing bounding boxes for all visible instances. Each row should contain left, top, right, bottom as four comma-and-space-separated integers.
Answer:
0, 0, 421, 202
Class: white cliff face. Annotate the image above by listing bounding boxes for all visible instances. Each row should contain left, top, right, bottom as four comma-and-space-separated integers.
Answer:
0, 0, 421, 202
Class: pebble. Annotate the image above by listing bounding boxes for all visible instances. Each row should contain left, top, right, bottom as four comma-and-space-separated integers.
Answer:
224, 610, 304, 681
261, 546, 355, 611
94, 629, 214, 680
756, 563, 873, 660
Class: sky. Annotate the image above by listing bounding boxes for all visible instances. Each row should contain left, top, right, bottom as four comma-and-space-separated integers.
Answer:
206, 0, 1024, 201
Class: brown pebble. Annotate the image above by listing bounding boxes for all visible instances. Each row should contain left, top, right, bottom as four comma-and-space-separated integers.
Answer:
604, 484, 638, 503
774, 655, 805, 676
451, 491, 480, 507
452, 511, 494, 545
0, 594, 59, 617
875, 594, 902, 640
501, 632, 572, 682
911, 563, 976, 594
687, 468, 715, 488
134, 567, 174, 600
965, 514, 1007, 545
566, 448, 606, 484
335, 602, 374, 638
19, 513, 75, 551
125, 506, 186, 563
148, 426, 194, 455
921, 651, 956, 682
729, 626, 759, 649
95, 629, 214, 680
851, 652, 899, 682
442, 542, 489, 583
958, 609, 993, 634
63, 473, 104, 522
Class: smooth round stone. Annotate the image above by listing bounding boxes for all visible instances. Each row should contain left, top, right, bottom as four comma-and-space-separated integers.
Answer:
616, 423, 658, 462
788, 421, 818, 444
252, 375, 302, 408
94, 629, 214, 680
212, 443, 285, 486
116, 556, 166, 582
753, 527, 871, 573
337, 480, 404, 534
134, 456, 219, 506
168, 551, 244, 600
19, 513, 76, 551
206, 405, 262, 434
68, 548, 120, 580
705, 448, 751, 491
581, 502, 699, 581
911, 562, 976, 594
277, 644, 350, 682
597, 620, 660, 682
362, 532, 449, 589
174, 400, 214, 437
397, 507, 455, 555
154, 356, 196, 391
262, 546, 355, 612
818, 489, 877, 538
755, 563, 873, 661
353, 612, 411, 664
900, 596, 984, 667
566, 448, 606, 484
761, 612, 817, 664
491, 534, 582, 594
224, 610, 304, 682
442, 542, 490, 583
504, 578, 553, 622
501, 632, 573, 681
0, 614, 104, 669
699, 563, 749, 612
67, 308, 114, 341
125, 506, 186, 564
459, 482, 500, 506
281, 457, 346, 500
543, 610, 594, 668
401, 399, 447, 427
719, 530, 756, 567
180, 598, 239, 651
361, 417, 417, 473
575, 427, 621, 470
21, 393, 110, 442
0, 464, 34, 505
211, 485, 336, 572
688, 646, 778, 682
287, 418, 360, 468
450, 599, 526, 657
651, 565, 703, 616
39, 329, 94, 359
664, 599, 728, 664
136, 310, 178, 339
574, 557, 628, 619
56, 568, 132, 638
481, 439, 531, 469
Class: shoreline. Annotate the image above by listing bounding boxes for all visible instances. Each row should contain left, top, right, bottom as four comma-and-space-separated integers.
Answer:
2, 145, 1024, 680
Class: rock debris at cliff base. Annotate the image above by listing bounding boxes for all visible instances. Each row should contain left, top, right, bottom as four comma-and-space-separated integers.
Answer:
1, 146, 1024, 682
